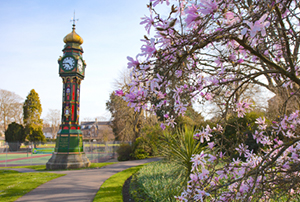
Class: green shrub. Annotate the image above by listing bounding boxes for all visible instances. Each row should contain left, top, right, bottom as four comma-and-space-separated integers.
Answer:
130, 161, 185, 202
131, 124, 163, 160
116, 143, 132, 161
5, 122, 26, 151
131, 137, 150, 159
218, 110, 268, 158
159, 126, 204, 179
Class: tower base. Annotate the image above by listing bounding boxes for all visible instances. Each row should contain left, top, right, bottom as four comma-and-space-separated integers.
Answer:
46, 153, 90, 170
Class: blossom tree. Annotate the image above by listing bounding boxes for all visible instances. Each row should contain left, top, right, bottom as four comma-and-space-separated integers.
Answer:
119, 0, 300, 201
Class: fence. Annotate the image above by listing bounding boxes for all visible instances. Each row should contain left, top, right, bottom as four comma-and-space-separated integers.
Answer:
0, 141, 129, 167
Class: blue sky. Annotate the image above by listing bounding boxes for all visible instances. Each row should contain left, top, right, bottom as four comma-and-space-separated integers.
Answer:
0, 0, 150, 121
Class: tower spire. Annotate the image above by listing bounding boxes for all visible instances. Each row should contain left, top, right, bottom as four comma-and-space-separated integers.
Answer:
70, 11, 79, 30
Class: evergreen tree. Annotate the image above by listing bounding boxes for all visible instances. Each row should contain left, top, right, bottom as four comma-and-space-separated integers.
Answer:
23, 89, 45, 145
5, 122, 26, 151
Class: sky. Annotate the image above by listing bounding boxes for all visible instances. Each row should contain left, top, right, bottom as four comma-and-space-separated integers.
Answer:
0, 0, 152, 121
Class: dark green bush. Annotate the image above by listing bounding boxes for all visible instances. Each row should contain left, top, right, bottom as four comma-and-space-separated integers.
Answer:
217, 110, 268, 158
131, 124, 163, 160
131, 137, 151, 159
116, 143, 132, 161
5, 122, 26, 151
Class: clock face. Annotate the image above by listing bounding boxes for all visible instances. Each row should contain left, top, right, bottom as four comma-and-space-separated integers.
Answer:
77, 59, 83, 72
62, 57, 75, 70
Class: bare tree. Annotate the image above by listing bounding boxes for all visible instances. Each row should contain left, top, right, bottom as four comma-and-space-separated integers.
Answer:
45, 109, 60, 139
0, 89, 23, 133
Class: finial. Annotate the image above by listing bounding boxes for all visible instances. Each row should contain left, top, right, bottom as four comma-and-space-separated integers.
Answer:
70, 11, 79, 30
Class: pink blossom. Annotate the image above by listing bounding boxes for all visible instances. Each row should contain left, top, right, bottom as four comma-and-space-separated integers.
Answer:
140, 38, 156, 59
140, 14, 155, 35
166, 116, 177, 127
205, 93, 213, 100
234, 99, 253, 117
160, 123, 166, 130
199, 0, 219, 15
150, 0, 170, 7
236, 143, 249, 156
194, 128, 212, 143
127, 56, 139, 69
175, 70, 182, 78
237, 59, 244, 64
191, 151, 207, 170
115, 89, 124, 96
208, 142, 215, 149
185, 4, 200, 27
242, 13, 270, 37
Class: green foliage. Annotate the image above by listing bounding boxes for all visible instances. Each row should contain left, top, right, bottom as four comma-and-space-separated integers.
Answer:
116, 143, 132, 161
106, 92, 143, 141
131, 124, 162, 159
220, 110, 268, 157
23, 89, 42, 126
93, 164, 144, 202
23, 89, 44, 143
5, 122, 25, 142
0, 170, 65, 202
25, 124, 45, 143
159, 126, 204, 179
130, 161, 185, 202
131, 139, 149, 159
5, 122, 26, 151
175, 106, 204, 129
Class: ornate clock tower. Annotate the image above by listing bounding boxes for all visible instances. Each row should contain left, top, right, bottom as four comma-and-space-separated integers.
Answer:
46, 20, 90, 169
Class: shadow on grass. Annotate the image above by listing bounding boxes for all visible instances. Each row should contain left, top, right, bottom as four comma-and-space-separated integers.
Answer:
93, 165, 144, 202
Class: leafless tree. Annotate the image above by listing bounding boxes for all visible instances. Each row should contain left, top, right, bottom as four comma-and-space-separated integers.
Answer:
0, 89, 23, 133
45, 109, 60, 139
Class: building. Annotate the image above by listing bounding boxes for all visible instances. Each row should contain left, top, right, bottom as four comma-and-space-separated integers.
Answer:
81, 120, 114, 141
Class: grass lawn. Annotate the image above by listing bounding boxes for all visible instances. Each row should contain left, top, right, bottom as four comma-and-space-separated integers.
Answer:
0, 170, 65, 202
1, 162, 118, 171
93, 164, 146, 202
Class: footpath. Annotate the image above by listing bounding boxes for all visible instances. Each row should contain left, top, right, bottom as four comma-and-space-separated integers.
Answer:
10, 157, 161, 202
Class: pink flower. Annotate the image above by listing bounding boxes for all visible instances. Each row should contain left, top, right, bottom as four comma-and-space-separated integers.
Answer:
234, 99, 253, 117
255, 117, 267, 130
127, 56, 139, 69
140, 14, 155, 34
225, 11, 239, 25
205, 93, 213, 100
242, 13, 270, 37
194, 128, 212, 143
140, 38, 156, 59
199, 0, 219, 15
237, 59, 244, 64
175, 70, 182, 78
115, 89, 124, 96
150, 0, 170, 7
185, 4, 200, 27
191, 151, 207, 170
236, 143, 249, 156
208, 142, 215, 149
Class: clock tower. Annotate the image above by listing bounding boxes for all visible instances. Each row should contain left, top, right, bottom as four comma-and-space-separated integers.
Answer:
46, 20, 90, 169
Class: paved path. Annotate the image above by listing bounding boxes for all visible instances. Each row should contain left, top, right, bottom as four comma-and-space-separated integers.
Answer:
13, 158, 161, 202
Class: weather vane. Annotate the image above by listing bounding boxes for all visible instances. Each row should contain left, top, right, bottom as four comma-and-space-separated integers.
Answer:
70, 11, 79, 27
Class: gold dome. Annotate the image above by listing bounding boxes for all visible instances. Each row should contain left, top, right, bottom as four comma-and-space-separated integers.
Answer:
63, 25, 83, 45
